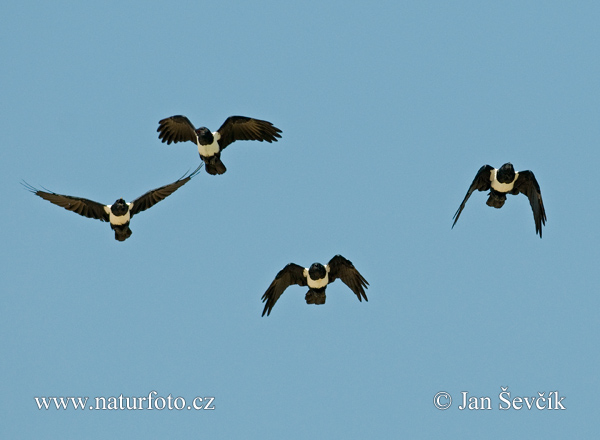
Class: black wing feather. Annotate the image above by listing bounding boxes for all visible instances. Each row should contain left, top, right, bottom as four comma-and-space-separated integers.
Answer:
22, 181, 109, 222
513, 170, 546, 238
327, 255, 369, 302
217, 116, 282, 150
130, 164, 203, 216
452, 164, 494, 228
261, 263, 306, 316
157, 115, 198, 145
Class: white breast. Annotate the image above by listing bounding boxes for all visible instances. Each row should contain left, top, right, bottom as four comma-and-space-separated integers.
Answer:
105, 204, 132, 225
196, 132, 221, 157
304, 266, 330, 289
490, 169, 519, 192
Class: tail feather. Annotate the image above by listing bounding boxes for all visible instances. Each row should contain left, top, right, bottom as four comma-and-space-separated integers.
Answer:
204, 156, 227, 175
486, 190, 506, 209
112, 224, 132, 242
305, 290, 326, 305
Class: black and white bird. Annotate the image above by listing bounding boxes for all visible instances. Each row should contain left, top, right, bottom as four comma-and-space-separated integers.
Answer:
261, 255, 369, 316
23, 165, 203, 241
452, 163, 547, 237
157, 115, 282, 175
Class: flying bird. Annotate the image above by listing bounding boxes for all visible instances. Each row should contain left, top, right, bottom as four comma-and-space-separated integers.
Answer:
23, 164, 203, 241
157, 115, 282, 175
261, 255, 369, 316
452, 162, 546, 237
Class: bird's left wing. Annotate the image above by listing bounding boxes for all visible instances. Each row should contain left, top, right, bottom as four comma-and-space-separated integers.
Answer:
157, 115, 198, 144
261, 263, 307, 316
216, 116, 282, 150
129, 164, 203, 216
327, 255, 369, 302
512, 170, 546, 238
452, 164, 494, 228
22, 181, 109, 221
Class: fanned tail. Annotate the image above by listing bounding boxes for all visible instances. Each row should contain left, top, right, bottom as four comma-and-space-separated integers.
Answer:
486, 190, 506, 209
112, 224, 132, 242
203, 155, 227, 175
305, 289, 326, 305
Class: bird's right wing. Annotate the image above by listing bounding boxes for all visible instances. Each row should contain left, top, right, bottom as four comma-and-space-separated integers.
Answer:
513, 170, 546, 238
129, 164, 203, 216
216, 116, 282, 150
327, 255, 369, 302
452, 164, 494, 228
22, 181, 109, 222
261, 263, 307, 316
157, 115, 198, 144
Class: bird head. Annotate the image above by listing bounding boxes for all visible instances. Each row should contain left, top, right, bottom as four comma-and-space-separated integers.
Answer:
195, 127, 214, 145
308, 263, 327, 281
497, 163, 516, 183
110, 198, 129, 216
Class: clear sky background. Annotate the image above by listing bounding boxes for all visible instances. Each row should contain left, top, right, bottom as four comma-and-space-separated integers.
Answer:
2, 1, 599, 438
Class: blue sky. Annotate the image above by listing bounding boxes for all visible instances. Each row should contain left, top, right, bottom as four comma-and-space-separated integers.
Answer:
2, 1, 599, 438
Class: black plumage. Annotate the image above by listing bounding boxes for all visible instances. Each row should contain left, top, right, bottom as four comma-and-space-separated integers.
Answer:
23, 164, 202, 241
261, 255, 369, 316
157, 115, 282, 175
452, 163, 547, 237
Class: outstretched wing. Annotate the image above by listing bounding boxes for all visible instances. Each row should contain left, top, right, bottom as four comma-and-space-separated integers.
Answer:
327, 255, 369, 302
216, 116, 282, 150
157, 115, 198, 145
130, 164, 203, 216
261, 263, 306, 316
22, 181, 109, 222
452, 164, 494, 228
513, 170, 546, 238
